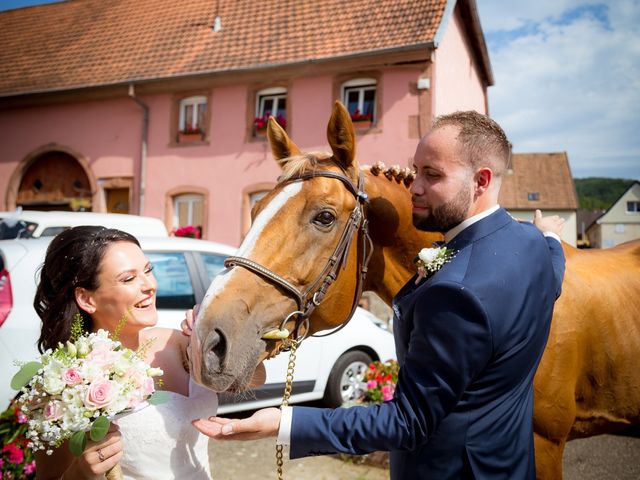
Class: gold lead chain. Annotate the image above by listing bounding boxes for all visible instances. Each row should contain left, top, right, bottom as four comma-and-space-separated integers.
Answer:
276, 339, 299, 480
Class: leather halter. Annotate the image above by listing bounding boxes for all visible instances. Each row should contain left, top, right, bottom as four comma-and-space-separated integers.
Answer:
223, 169, 373, 345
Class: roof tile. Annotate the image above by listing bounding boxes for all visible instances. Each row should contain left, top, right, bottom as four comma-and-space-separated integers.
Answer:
0, 0, 447, 96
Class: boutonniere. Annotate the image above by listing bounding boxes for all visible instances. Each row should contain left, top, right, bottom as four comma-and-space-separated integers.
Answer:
414, 246, 456, 284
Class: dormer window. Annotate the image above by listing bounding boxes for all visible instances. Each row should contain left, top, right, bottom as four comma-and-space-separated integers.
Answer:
254, 87, 287, 136
342, 78, 377, 128
178, 95, 207, 143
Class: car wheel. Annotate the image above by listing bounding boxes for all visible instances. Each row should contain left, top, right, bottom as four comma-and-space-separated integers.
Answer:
323, 350, 373, 408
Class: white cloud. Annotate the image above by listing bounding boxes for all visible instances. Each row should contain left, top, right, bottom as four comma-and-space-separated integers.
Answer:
477, 0, 640, 178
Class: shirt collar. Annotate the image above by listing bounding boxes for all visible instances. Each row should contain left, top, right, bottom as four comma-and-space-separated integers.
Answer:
444, 205, 500, 244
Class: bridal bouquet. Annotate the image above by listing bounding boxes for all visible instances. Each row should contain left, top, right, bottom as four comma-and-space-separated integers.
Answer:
11, 315, 165, 457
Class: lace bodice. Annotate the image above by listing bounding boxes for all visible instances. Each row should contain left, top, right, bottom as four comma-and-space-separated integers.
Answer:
115, 380, 218, 479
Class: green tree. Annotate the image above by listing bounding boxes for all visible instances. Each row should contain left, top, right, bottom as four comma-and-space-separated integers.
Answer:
574, 178, 635, 210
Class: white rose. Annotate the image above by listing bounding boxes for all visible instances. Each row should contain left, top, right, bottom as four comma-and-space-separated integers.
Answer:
418, 248, 440, 264
43, 374, 65, 395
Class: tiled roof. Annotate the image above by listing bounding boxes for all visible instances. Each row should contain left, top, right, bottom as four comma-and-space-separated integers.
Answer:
499, 152, 578, 210
0, 0, 448, 97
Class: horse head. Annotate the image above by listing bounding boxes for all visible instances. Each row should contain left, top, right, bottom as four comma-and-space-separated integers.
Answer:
191, 101, 370, 392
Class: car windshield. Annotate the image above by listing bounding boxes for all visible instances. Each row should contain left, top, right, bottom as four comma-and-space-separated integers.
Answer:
0, 218, 37, 239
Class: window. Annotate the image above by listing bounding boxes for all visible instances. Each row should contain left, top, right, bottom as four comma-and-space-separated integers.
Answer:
147, 252, 195, 309
254, 88, 287, 135
527, 192, 540, 201
178, 96, 207, 142
199, 253, 228, 282
173, 194, 204, 232
249, 190, 269, 210
615, 224, 625, 233
342, 78, 377, 126
626, 201, 640, 213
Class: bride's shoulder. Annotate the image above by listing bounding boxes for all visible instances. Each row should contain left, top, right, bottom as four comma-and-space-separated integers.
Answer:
141, 327, 187, 349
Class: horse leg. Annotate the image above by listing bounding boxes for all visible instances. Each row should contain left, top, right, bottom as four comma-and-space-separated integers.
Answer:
534, 432, 566, 480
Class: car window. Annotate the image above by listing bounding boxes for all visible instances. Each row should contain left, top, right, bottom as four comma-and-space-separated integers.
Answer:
40, 226, 70, 237
146, 252, 195, 310
200, 253, 227, 282
0, 219, 37, 239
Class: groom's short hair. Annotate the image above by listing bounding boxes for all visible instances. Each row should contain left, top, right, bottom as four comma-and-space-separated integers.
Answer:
432, 111, 512, 178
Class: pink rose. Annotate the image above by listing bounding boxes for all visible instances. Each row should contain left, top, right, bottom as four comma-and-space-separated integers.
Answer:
84, 379, 117, 410
43, 400, 64, 421
62, 367, 83, 386
367, 380, 378, 389
141, 377, 155, 397
86, 344, 115, 368
2, 443, 24, 464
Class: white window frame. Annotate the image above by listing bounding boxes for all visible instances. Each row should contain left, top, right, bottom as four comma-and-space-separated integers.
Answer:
256, 87, 287, 123
341, 78, 377, 122
173, 193, 204, 227
178, 96, 207, 132
626, 201, 640, 213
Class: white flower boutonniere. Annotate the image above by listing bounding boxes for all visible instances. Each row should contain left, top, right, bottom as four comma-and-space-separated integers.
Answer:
414, 246, 456, 284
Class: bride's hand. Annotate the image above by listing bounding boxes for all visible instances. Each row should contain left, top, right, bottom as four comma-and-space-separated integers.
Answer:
181, 304, 200, 336
69, 424, 123, 478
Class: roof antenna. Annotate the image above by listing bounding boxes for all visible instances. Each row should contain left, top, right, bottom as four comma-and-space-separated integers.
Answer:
212, 0, 221, 32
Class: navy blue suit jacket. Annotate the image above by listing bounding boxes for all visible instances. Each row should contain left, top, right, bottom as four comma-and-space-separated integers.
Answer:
289, 208, 566, 479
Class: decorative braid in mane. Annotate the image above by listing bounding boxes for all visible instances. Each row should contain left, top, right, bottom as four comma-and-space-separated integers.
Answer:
369, 161, 415, 187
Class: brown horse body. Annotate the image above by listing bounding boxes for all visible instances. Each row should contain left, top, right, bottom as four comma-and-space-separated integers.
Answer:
195, 102, 640, 478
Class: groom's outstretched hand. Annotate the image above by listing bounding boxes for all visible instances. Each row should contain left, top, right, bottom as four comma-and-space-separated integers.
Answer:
192, 407, 281, 441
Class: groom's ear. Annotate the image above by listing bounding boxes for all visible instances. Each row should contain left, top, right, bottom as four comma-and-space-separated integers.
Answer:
474, 167, 493, 196
75, 287, 96, 314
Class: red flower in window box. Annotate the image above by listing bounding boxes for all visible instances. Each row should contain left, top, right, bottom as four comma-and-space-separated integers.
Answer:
254, 112, 287, 134
173, 225, 202, 239
179, 124, 203, 135
350, 109, 372, 122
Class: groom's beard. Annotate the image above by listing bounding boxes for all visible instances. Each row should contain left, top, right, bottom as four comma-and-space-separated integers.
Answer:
412, 186, 472, 233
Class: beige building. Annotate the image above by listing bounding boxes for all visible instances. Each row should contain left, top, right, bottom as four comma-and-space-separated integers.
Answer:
586, 181, 640, 248
498, 152, 578, 246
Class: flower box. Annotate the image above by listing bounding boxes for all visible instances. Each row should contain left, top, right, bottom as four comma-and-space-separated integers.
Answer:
353, 120, 372, 130
178, 131, 203, 143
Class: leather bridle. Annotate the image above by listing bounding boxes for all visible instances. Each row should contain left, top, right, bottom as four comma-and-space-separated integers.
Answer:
223, 169, 373, 348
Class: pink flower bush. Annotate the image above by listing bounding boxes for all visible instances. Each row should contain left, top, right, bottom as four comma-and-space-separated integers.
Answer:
2, 444, 24, 465
363, 359, 399, 404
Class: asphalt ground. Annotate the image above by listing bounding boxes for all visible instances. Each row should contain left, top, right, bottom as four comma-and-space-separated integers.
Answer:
209, 413, 640, 480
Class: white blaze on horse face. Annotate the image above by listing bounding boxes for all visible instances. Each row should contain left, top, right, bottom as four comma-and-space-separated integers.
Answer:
199, 182, 304, 316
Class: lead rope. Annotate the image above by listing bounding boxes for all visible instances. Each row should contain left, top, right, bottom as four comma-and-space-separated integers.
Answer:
276, 339, 299, 480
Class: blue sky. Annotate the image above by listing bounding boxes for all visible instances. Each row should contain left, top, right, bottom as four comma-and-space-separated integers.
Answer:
2, 0, 639, 179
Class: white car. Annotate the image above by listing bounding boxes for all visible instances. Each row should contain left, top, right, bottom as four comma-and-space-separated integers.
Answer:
0, 236, 396, 413
0, 210, 168, 239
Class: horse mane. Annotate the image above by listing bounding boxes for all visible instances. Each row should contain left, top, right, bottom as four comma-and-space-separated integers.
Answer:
277, 152, 333, 182
369, 161, 415, 187
278, 155, 415, 188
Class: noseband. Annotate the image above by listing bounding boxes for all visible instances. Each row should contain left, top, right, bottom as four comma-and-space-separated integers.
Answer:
223, 169, 373, 348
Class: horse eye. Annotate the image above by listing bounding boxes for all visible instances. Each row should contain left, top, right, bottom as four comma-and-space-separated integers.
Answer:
313, 210, 336, 227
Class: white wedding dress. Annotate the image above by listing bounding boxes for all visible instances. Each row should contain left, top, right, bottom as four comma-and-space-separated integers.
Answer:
115, 379, 218, 479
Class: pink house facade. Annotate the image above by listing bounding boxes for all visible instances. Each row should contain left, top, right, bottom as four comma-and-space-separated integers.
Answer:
0, 0, 492, 247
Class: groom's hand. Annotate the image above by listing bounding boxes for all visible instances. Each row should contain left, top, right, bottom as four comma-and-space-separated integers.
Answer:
192, 407, 281, 441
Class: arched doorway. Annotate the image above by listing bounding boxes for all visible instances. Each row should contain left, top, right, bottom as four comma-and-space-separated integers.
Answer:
14, 150, 93, 211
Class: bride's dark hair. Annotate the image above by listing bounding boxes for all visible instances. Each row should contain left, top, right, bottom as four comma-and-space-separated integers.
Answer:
35, 225, 140, 352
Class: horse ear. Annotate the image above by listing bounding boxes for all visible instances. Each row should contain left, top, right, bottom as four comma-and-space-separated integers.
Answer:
327, 101, 357, 175
267, 117, 301, 167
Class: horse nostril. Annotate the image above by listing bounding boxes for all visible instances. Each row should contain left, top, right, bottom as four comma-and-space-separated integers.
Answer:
204, 328, 227, 372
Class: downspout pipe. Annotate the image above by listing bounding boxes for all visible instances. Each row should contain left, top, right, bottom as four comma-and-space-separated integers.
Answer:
128, 84, 149, 215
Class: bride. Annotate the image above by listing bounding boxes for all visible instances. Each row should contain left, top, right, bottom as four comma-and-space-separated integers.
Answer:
33, 226, 227, 479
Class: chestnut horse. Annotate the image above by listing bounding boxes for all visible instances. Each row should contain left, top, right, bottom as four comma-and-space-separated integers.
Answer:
192, 102, 640, 479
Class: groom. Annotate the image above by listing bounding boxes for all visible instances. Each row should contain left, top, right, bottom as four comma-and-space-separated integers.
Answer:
193, 111, 566, 479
